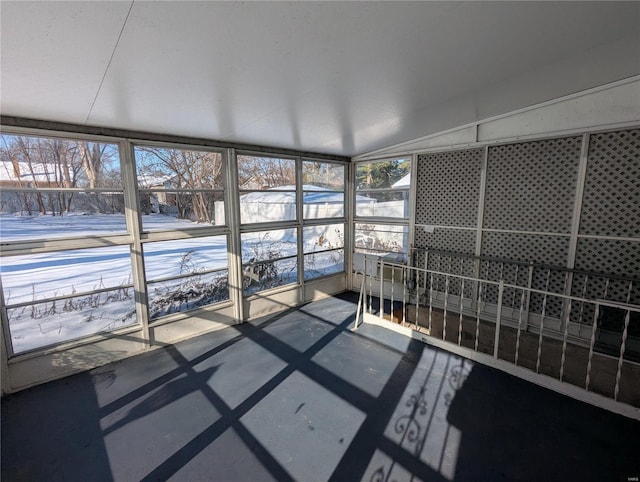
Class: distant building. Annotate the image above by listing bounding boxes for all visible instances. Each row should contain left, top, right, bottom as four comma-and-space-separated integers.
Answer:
0, 160, 61, 188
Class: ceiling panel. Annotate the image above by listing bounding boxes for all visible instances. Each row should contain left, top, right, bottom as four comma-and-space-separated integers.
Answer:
2, 1, 639, 156
0, 1, 133, 123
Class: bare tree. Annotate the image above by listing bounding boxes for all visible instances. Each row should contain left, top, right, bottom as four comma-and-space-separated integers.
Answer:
237, 156, 295, 189
136, 147, 223, 223
78, 142, 107, 189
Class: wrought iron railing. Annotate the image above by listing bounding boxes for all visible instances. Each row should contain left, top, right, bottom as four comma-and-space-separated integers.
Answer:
407, 247, 640, 353
352, 254, 640, 409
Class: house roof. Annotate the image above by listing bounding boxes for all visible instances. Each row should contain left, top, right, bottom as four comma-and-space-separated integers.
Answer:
0, 161, 57, 183
392, 173, 411, 189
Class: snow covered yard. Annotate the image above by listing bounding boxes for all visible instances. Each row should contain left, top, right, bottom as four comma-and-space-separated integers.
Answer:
0, 213, 342, 354
1, 214, 230, 353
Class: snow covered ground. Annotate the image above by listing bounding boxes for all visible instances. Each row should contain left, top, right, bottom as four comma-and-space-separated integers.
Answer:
1, 214, 343, 353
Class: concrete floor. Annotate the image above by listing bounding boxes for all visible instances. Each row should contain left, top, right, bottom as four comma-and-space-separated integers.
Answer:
2, 292, 639, 482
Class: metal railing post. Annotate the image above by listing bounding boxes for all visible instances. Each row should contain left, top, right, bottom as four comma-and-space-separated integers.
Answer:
428, 272, 434, 333
443, 275, 450, 341
515, 288, 526, 366
559, 299, 572, 382
585, 302, 600, 391
494, 280, 504, 359
353, 274, 366, 331
458, 279, 465, 346
524, 262, 534, 330
614, 309, 632, 401
390, 262, 395, 318
379, 257, 384, 321
402, 265, 407, 326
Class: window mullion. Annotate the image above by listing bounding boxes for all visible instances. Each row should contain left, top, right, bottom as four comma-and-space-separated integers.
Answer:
121, 139, 150, 346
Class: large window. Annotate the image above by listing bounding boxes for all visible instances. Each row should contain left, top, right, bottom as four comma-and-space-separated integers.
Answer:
354, 223, 408, 256
354, 158, 411, 258
134, 146, 224, 230
0, 134, 125, 240
237, 155, 297, 224
0, 129, 348, 359
134, 145, 230, 320
303, 224, 344, 280
302, 160, 345, 219
1, 246, 136, 354
241, 229, 297, 295
355, 158, 410, 219
144, 236, 229, 319
0, 133, 134, 354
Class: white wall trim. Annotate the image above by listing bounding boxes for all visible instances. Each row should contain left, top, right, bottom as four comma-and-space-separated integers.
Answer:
354, 76, 640, 161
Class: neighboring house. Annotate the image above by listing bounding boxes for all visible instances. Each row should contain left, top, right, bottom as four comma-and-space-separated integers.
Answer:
391, 173, 411, 219
136, 173, 178, 215
215, 184, 373, 226
392, 173, 411, 189
0, 160, 61, 188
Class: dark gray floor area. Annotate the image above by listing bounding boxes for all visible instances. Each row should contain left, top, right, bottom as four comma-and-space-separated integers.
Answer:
2, 292, 639, 482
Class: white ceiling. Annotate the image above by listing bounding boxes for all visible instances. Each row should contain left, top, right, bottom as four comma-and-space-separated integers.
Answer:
1, 1, 639, 157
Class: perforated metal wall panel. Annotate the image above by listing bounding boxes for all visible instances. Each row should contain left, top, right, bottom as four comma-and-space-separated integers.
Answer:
484, 137, 582, 233
574, 238, 640, 279
481, 231, 569, 316
415, 149, 483, 227
419, 251, 475, 298
409, 129, 638, 326
479, 259, 530, 307
415, 227, 476, 253
580, 129, 640, 237
480, 231, 569, 266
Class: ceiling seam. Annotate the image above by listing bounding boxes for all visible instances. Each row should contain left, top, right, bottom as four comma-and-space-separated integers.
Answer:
84, 0, 135, 125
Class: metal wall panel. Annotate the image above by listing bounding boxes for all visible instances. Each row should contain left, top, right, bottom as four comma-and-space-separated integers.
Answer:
481, 231, 570, 316
480, 231, 569, 266
415, 228, 476, 253
579, 129, 640, 237
484, 137, 582, 233
415, 149, 483, 227
574, 238, 639, 280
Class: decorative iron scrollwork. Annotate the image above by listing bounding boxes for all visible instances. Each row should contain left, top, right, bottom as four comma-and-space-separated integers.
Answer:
370, 465, 386, 482
405, 387, 428, 415
394, 415, 422, 444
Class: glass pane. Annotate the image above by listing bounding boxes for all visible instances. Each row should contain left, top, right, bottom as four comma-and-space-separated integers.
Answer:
237, 155, 297, 224
239, 190, 297, 223
303, 189, 344, 219
134, 146, 223, 190
241, 229, 297, 294
241, 229, 297, 264
237, 155, 295, 189
0, 134, 125, 241
139, 190, 224, 229
355, 223, 409, 255
303, 161, 344, 220
304, 250, 344, 280
148, 270, 229, 319
0, 192, 127, 241
355, 158, 410, 190
303, 225, 344, 253
243, 258, 297, 295
1, 246, 135, 353
8, 290, 136, 354
355, 190, 409, 218
303, 224, 344, 280
144, 236, 228, 282
1, 134, 122, 189
302, 161, 344, 190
